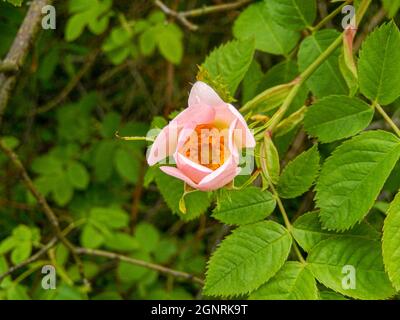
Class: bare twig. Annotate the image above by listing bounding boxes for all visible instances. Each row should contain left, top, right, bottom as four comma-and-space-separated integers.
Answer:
75, 247, 204, 285
155, 0, 199, 30
0, 61, 18, 74
0, 0, 52, 127
180, 0, 251, 17
154, 0, 251, 31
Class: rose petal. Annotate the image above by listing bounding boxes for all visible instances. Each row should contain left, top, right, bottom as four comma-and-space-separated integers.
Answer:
147, 104, 215, 166
159, 166, 199, 189
197, 156, 239, 191
214, 104, 256, 149
176, 153, 213, 184
174, 123, 213, 184
197, 119, 240, 191
188, 81, 225, 109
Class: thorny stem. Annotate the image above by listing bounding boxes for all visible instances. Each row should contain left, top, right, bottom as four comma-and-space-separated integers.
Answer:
245, 33, 343, 132
247, 0, 371, 131
247, 0, 373, 265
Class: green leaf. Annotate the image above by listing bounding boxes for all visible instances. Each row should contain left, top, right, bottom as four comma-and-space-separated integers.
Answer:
275, 106, 307, 137
256, 60, 308, 116
233, 2, 300, 55
105, 232, 139, 252
117, 251, 155, 283
0, 256, 12, 287
382, 191, 400, 290
12, 225, 32, 241
202, 39, 255, 95
358, 22, 400, 105
81, 224, 104, 249
148, 11, 165, 24
100, 112, 121, 138
268, 0, 317, 30
293, 211, 381, 252
1, 136, 19, 150
66, 0, 111, 41
6, 285, 30, 300
52, 174, 74, 206
114, 148, 140, 184
204, 221, 292, 297
90, 207, 129, 229
212, 187, 276, 225
155, 170, 211, 221
298, 29, 347, 98
102, 27, 135, 65
69, 0, 96, 13
67, 161, 90, 190
140, 28, 157, 56
31, 156, 63, 175
316, 130, 400, 231
308, 237, 395, 300
65, 13, 88, 41
249, 261, 318, 300
11, 242, 32, 264
277, 145, 320, 198
242, 60, 263, 104
0, 237, 16, 255
4, 0, 23, 6
304, 95, 374, 143
153, 239, 177, 264
87, 0, 111, 35
94, 140, 116, 182
382, 0, 400, 18
156, 23, 183, 64
257, 60, 298, 92
135, 222, 160, 253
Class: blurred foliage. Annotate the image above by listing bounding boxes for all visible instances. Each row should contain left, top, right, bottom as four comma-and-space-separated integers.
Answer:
1, 0, 400, 301
0, 0, 217, 300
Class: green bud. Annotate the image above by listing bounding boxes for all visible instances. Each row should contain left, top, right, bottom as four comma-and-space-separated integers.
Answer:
260, 133, 280, 185
240, 82, 295, 113
274, 106, 307, 137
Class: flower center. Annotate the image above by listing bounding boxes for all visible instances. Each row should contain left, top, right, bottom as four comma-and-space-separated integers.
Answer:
181, 123, 228, 170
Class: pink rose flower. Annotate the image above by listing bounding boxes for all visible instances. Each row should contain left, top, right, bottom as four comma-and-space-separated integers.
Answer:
147, 81, 256, 191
